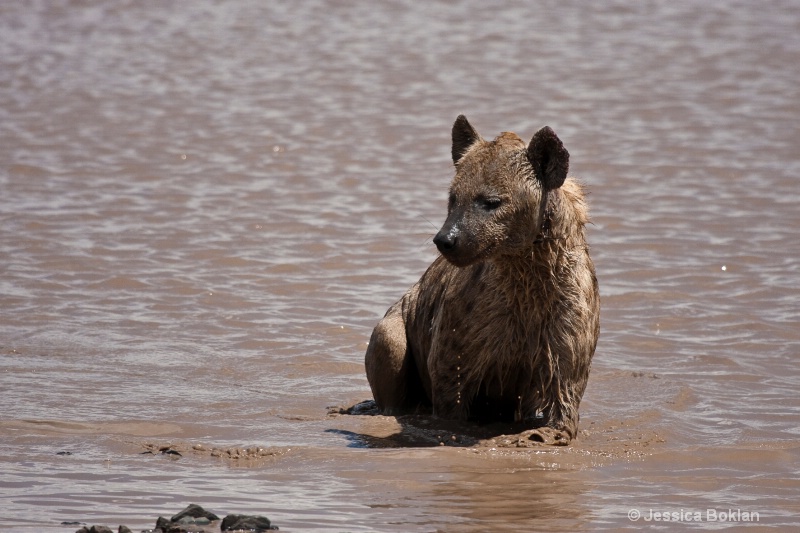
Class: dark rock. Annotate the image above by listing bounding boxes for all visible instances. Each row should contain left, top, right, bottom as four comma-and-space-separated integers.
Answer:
154, 505, 220, 532
75, 526, 114, 533
155, 516, 192, 532
171, 503, 220, 522
221, 514, 277, 531
76, 505, 275, 533
152, 519, 189, 533
333, 399, 379, 416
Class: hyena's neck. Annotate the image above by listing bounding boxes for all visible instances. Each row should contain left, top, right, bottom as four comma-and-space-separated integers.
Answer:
492, 182, 590, 308
535, 181, 589, 246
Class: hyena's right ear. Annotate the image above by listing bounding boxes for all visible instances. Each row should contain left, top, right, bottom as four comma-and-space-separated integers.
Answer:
451, 115, 480, 164
527, 126, 569, 190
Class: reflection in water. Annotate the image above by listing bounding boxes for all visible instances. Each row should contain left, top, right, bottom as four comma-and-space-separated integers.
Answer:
429, 462, 588, 532
1, 1, 799, 530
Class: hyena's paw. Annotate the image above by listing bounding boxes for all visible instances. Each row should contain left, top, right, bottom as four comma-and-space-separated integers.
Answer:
483, 426, 572, 448
519, 426, 571, 446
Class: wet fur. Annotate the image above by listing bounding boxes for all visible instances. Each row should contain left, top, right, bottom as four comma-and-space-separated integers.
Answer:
365, 116, 600, 443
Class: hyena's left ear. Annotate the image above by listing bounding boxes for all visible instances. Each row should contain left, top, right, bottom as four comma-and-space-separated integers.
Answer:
451, 115, 480, 165
527, 126, 569, 190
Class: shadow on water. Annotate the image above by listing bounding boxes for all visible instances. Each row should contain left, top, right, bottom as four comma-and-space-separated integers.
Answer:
327, 400, 554, 449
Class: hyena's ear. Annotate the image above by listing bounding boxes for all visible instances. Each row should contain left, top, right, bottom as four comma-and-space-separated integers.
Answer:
451, 115, 480, 165
527, 126, 569, 190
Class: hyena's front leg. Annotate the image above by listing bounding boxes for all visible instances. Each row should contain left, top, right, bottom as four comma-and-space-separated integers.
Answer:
519, 389, 581, 445
365, 300, 419, 415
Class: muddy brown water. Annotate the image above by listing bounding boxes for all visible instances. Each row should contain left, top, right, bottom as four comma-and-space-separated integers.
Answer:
1, 1, 799, 531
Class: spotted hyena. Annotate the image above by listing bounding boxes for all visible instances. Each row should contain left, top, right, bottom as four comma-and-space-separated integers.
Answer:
365, 115, 600, 444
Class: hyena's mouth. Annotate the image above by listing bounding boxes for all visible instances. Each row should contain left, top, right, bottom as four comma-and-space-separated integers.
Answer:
438, 240, 498, 268
439, 250, 477, 268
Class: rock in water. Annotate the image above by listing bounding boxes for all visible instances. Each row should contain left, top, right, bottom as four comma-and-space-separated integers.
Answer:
170, 503, 220, 523
221, 513, 276, 531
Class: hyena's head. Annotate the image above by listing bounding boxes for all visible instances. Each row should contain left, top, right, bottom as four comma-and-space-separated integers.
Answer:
433, 115, 570, 267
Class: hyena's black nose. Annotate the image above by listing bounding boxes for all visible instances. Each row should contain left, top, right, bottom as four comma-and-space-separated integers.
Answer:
433, 227, 458, 253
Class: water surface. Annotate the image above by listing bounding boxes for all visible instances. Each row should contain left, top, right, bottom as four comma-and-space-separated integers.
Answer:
1, 1, 799, 530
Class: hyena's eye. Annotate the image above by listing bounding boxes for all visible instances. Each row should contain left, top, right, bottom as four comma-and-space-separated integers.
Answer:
478, 196, 503, 211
